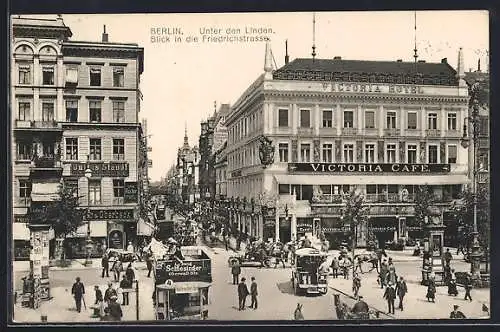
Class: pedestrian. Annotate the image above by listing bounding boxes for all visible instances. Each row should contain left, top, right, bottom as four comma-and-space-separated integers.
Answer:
353, 256, 364, 274
294, 303, 304, 320
237, 277, 250, 310
249, 277, 258, 310
146, 252, 154, 278
125, 263, 135, 284
331, 256, 339, 278
379, 260, 388, 289
222, 227, 228, 251
395, 276, 408, 311
448, 270, 458, 296
464, 273, 473, 301
120, 275, 131, 306
383, 282, 396, 314
368, 252, 379, 273
426, 276, 436, 303
231, 259, 241, 285
71, 277, 85, 313
352, 273, 361, 298
236, 235, 242, 251
94, 285, 105, 318
386, 258, 397, 285
351, 295, 369, 315
319, 257, 330, 278
449, 304, 466, 319
108, 295, 123, 321
127, 241, 134, 253
444, 248, 453, 267
112, 259, 122, 282
104, 282, 117, 304
443, 264, 451, 285
101, 253, 109, 278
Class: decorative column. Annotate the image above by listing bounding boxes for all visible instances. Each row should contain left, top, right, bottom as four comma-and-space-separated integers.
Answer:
357, 105, 363, 135
314, 104, 320, 136
399, 141, 406, 164
275, 200, 280, 242
420, 106, 427, 138
335, 104, 342, 136
56, 55, 64, 122
419, 141, 427, 163
291, 214, 297, 242
33, 54, 40, 121
378, 105, 384, 136
335, 140, 342, 162
292, 104, 298, 136
291, 139, 298, 162
313, 139, 321, 162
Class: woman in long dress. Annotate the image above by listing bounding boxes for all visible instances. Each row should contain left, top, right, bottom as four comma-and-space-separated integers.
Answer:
426, 277, 436, 302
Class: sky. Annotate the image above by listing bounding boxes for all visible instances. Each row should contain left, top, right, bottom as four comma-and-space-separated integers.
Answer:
21, 11, 489, 181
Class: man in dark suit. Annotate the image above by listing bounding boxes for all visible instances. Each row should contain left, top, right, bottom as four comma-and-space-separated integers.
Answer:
237, 277, 249, 310
351, 295, 369, 314
108, 295, 123, 321
249, 277, 258, 309
450, 304, 466, 319
120, 275, 131, 305
71, 277, 85, 313
146, 252, 154, 278
395, 276, 408, 311
104, 282, 117, 304
231, 260, 241, 285
94, 285, 103, 304
383, 282, 396, 314
101, 253, 109, 278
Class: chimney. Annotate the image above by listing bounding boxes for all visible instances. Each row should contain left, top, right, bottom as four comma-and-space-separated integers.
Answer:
456, 47, 466, 87
333, 56, 341, 60
285, 39, 289, 65
396, 59, 402, 62
102, 25, 109, 43
441, 58, 448, 64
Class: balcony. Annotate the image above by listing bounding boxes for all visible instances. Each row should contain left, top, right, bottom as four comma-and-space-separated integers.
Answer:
311, 194, 343, 204
446, 130, 462, 138
297, 127, 314, 135
342, 127, 357, 136
14, 120, 62, 132
405, 128, 421, 137
31, 155, 62, 169
15, 120, 32, 128
426, 129, 441, 137
362, 128, 378, 137
384, 128, 399, 137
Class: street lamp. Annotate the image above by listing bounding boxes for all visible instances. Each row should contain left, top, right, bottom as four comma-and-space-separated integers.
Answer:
459, 82, 483, 282
84, 160, 93, 267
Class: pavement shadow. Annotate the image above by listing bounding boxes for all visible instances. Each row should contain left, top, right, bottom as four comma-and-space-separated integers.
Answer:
276, 280, 298, 296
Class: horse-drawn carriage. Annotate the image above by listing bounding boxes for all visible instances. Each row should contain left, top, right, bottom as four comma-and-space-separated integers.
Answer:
228, 240, 290, 268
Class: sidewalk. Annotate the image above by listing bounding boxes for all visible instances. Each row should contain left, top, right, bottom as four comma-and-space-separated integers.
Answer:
327, 271, 490, 319
14, 259, 148, 273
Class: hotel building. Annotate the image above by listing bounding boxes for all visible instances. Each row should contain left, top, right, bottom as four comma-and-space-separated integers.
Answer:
11, 16, 146, 259
224, 42, 470, 247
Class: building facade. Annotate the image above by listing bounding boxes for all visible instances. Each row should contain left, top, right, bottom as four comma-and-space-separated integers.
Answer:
11, 16, 145, 259
176, 129, 199, 205
224, 42, 470, 247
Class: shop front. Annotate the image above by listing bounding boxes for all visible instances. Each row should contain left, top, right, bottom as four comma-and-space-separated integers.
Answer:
369, 217, 397, 248
279, 217, 291, 243
443, 212, 457, 248
65, 220, 108, 259
406, 217, 424, 244
296, 217, 313, 239
320, 217, 350, 250
13, 221, 31, 261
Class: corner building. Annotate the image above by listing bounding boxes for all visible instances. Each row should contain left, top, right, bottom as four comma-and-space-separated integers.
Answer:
225, 43, 469, 248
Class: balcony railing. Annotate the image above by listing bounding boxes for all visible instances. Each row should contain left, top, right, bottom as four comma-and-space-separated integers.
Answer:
32, 155, 62, 168
405, 128, 421, 137
113, 197, 125, 205
384, 128, 399, 137
426, 129, 441, 137
311, 194, 343, 203
342, 127, 357, 136
297, 127, 314, 135
15, 120, 32, 128
363, 128, 378, 136
446, 129, 462, 138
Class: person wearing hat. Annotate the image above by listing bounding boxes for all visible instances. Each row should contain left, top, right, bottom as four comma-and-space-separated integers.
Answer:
383, 282, 396, 314
395, 276, 408, 311
107, 295, 123, 321
104, 282, 117, 304
237, 277, 250, 311
426, 275, 436, 303
231, 259, 241, 285
71, 277, 85, 313
351, 295, 369, 314
464, 273, 473, 301
120, 275, 131, 306
449, 304, 466, 319
125, 263, 135, 284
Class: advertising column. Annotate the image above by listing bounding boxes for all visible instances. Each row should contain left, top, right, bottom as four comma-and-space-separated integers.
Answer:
28, 224, 52, 307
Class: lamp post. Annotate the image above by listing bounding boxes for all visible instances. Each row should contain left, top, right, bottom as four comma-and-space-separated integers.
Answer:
84, 163, 93, 267
460, 82, 483, 282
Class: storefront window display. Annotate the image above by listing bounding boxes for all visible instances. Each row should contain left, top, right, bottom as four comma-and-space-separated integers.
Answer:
64, 237, 107, 259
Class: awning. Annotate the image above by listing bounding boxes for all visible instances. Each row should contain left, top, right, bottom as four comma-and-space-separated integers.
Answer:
31, 182, 61, 202
174, 282, 211, 294
13, 223, 30, 241
137, 217, 155, 236
68, 221, 107, 238
273, 174, 469, 186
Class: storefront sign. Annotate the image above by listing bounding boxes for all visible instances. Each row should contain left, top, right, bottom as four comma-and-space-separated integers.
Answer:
108, 230, 124, 249
407, 226, 423, 232
297, 224, 313, 233
124, 182, 138, 203
370, 226, 396, 232
14, 215, 29, 223
262, 207, 276, 220
69, 162, 129, 177
155, 259, 212, 283
288, 163, 451, 174
86, 209, 134, 220
322, 226, 351, 233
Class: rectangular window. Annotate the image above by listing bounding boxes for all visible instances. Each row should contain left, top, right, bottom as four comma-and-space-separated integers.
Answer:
322, 110, 333, 128
65, 100, 78, 122
65, 138, 78, 160
386, 111, 397, 129
479, 116, 488, 136
89, 138, 101, 160
18, 102, 31, 121
278, 143, 289, 162
89, 100, 102, 123
64, 179, 78, 198
88, 180, 101, 205
300, 143, 311, 162
428, 113, 438, 130
365, 144, 375, 163
343, 144, 354, 162
42, 66, 54, 85
113, 67, 124, 87
19, 179, 32, 204
322, 143, 333, 162
366, 185, 377, 194
113, 179, 125, 197
428, 145, 438, 164
448, 145, 457, 164
387, 144, 397, 163
19, 64, 31, 84
278, 184, 290, 194
447, 113, 457, 130
89, 67, 101, 86
112, 101, 125, 123
41, 102, 54, 122
343, 111, 354, 128
365, 111, 375, 128
113, 138, 125, 160
407, 112, 417, 129
65, 66, 78, 84
278, 109, 288, 127
300, 109, 310, 128
407, 144, 417, 163
17, 142, 32, 160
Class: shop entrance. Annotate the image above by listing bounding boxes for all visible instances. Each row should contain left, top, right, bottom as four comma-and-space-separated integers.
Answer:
370, 217, 397, 248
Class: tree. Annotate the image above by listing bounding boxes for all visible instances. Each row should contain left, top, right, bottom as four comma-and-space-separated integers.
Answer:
341, 189, 369, 273
29, 183, 87, 260
414, 184, 435, 227
450, 186, 490, 251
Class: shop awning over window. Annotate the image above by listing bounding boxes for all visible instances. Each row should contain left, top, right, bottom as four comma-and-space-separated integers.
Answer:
273, 174, 469, 186
137, 217, 155, 236
13, 222, 30, 241
31, 181, 61, 202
